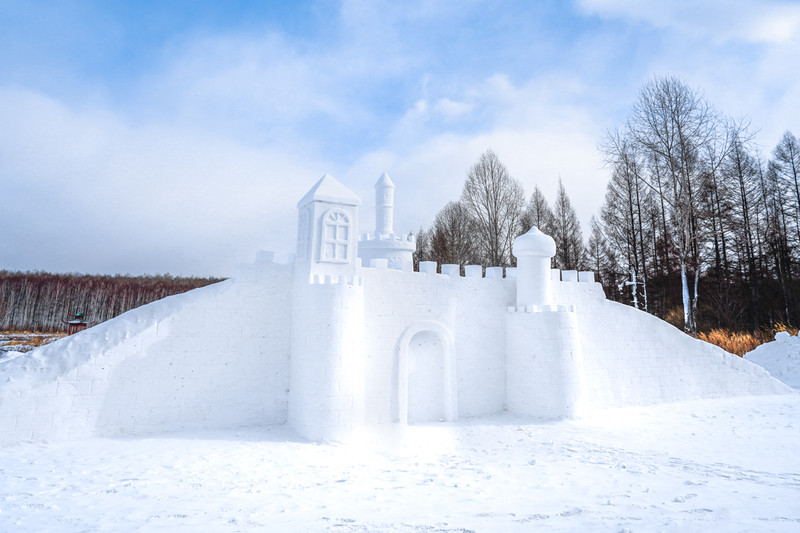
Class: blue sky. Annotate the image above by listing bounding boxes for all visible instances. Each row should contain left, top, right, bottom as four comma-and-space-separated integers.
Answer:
2, 0, 799, 276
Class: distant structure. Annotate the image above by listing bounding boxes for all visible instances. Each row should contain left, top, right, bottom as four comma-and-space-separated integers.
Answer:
64, 313, 89, 335
0, 174, 792, 444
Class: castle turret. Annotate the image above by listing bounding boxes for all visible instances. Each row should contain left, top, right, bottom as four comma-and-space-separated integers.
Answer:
295, 174, 361, 280
512, 226, 556, 307
357, 172, 416, 271
290, 174, 365, 441
506, 226, 584, 419
375, 171, 394, 235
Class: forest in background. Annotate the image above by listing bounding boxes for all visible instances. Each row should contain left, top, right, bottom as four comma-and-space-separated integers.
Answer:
0, 271, 224, 332
415, 75, 800, 336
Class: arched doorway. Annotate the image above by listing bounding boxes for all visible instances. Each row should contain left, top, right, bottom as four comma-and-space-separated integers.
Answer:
396, 321, 457, 424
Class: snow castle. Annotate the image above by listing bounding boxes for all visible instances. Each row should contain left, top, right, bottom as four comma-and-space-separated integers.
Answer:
0, 174, 792, 443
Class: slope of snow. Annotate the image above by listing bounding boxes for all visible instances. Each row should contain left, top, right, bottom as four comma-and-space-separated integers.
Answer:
1, 394, 798, 532
0, 280, 232, 388
745, 331, 800, 390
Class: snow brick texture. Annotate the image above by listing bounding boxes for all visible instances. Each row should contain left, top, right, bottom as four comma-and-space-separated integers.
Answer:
0, 255, 293, 444
0, 174, 792, 444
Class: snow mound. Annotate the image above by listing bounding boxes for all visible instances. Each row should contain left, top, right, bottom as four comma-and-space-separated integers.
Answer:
0, 279, 232, 388
0, 350, 25, 363
744, 331, 800, 390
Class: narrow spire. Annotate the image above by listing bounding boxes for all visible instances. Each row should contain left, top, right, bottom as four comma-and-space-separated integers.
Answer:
375, 172, 395, 234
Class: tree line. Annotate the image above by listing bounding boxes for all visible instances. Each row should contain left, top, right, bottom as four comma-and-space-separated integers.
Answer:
0, 271, 223, 332
415, 149, 586, 272
415, 75, 800, 334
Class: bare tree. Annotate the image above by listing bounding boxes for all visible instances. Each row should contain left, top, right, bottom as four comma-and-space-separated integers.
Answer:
771, 131, 800, 246
627, 75, 722, 332
413, 227, 431, 270
460, 150, 525, 267
429, 201, 479, 267
722, 126, 761, 326
520, 185, 555, 235
585, 215, 619, 295
0, 271, 222, 332
600, 129, 652, 310
551, 179, 584, 271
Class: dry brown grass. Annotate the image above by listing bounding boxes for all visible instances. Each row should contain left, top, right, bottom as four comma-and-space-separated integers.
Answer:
696, 323, 799, 357
0, 331, 66, 350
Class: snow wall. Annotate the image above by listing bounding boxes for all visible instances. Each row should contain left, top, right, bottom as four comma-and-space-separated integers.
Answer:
0, 256, 793, 445
0, 253, 293, 444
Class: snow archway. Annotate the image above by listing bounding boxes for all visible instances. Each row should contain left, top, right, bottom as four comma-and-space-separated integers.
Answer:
396, 321, 457, 424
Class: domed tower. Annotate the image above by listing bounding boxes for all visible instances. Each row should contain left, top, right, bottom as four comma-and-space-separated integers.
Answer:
512, 226, 556, 307
506, 225, 584, 419
357, 172, 416, 271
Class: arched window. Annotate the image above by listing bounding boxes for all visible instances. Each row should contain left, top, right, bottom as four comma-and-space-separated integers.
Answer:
321, 210, 351, 262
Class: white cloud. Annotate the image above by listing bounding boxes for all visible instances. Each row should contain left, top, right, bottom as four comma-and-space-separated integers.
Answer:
0, 87, 325, 276
343, 73, 607, 238
433, 98, 473, 118
577, 0, 800, 45
3, 0, 798, 277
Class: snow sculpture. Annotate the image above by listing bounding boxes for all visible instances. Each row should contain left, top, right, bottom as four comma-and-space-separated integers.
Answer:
507, 227, 585, 418
0, 173, 793, 445
357, 173, 416, 271
513, 226, 557, 307
290, 175, 365, 440
295, 174, 361, 279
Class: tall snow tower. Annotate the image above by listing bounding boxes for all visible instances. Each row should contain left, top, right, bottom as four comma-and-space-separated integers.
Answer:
357, 172, 416, 271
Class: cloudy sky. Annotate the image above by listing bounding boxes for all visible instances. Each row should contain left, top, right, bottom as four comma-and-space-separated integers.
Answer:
2, 0, 799, 277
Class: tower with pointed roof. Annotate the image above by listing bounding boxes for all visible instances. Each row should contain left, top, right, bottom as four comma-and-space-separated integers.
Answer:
290, 174, 366, 440
295, 174, 361, 280
357, 172, 417, 271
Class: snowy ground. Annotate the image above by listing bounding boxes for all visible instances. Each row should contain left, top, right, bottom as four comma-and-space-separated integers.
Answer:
1, 394, 799, 532
2, 332, 800, 531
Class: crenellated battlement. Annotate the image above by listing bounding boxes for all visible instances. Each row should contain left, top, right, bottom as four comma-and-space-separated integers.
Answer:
411, 260, 598, 286
308, 273, 363, 286
359, 232, 416, 244
551, 269, 595, 283
507, 304, 577, 313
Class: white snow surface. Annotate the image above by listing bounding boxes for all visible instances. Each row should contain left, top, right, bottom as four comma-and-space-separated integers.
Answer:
745, 331, 800, 391
0, 280, 233, 387
2, 394, 799, 532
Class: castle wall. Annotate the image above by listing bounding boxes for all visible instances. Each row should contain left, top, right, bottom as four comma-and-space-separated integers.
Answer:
547, 269, 790, 407
0, 254, 294, 445
506, 307, 584, 418
359, 264, 512, 426
575, 298, 791, 408
2, 254, 792, 446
